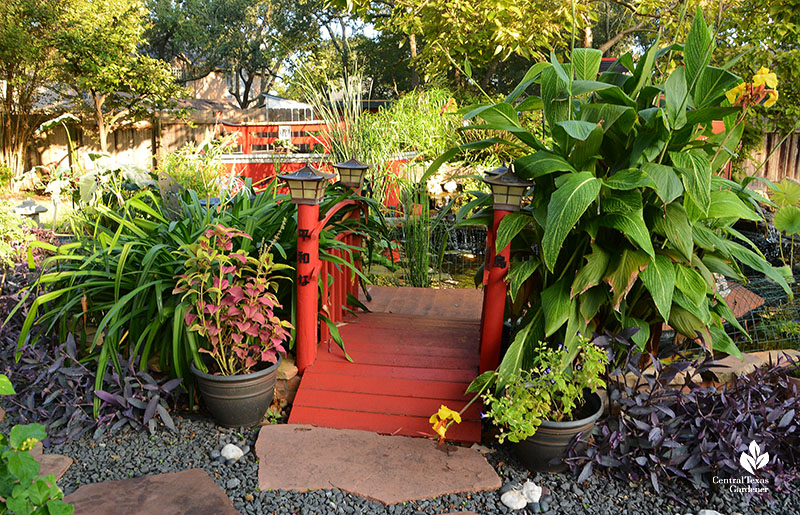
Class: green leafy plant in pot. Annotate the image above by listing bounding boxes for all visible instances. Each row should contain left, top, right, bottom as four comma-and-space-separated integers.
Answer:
478, 337, 608, 472
174, 224, 293, 427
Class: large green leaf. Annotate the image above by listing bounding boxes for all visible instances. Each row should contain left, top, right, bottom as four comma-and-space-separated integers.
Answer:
652, 203, 694, 261
627, 35, 660, 98
601, 210, 655, 258
571, 244, 611, 297
693, 66, 741, 108
603, 249, 649, 310
709, 326, 742, 359
554, 120, 600, 140
674, 264, 709, 305
670, 151, 711, 216
567, 80, 616, 97
664, 66, 688, 129
774, 206, 800, 235
668, 305, 710, 348
579, 104, 636, 134
542, 172, 602, 271
572, 48, 603, 81
505, 62, 550, 103
542, 64, 569, 126
508, 259, 539, 301
684, 8, 714, 87
640, 254, 675, 322
474, 102, 520, 127
642, 163, 683, 204
579, 286, 607, 322
569, 125, 604, 170
515, 150, 576, 180
542, 277, 572, 337
727, 241, 792, 297
604, 169, 655, 190
495, 211, 533, 251
707, 190, 761, 221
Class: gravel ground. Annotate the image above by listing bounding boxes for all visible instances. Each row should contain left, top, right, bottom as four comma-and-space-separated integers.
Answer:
0, 411, 790, 515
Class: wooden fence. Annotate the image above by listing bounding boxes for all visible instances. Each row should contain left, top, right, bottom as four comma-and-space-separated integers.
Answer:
741, 131, 800, 187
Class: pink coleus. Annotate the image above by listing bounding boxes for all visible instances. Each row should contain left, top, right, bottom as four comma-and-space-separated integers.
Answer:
173, 224, 293, 376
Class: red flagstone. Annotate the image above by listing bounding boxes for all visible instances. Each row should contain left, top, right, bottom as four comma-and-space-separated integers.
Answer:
256, 424, 501, 505
63, 469, 238, 515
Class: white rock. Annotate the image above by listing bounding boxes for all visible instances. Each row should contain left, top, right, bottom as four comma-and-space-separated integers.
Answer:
521, 480, 542, 502
500, 489, 528, 510
220, 443, 244, 461
698, 511, 724, 515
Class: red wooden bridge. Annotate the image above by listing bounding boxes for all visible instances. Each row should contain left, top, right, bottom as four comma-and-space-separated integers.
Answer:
280, 171, 511, 444
288, 286, 484, 442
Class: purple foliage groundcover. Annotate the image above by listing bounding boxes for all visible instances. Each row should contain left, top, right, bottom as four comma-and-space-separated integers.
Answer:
568, 349, 799, 497
0, 333, 181, 446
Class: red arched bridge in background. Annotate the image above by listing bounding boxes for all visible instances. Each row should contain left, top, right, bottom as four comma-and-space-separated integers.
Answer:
279, 163, 516, 444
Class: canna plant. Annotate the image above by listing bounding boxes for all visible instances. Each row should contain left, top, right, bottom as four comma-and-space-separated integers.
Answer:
173, 224, 293, 376
438, 9, 792, 378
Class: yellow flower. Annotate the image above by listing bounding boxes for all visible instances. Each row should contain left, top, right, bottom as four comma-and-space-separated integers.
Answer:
726, 83, 746, 104
752, 67, 778, 89
429, 404, 462, 440
764, 89, 779, 108
19, 437, 38, 452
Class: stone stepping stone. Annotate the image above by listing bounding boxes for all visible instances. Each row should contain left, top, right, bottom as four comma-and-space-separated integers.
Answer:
63, 468, 238, 515
31, 442, 72, 481
255, 424, 501, 505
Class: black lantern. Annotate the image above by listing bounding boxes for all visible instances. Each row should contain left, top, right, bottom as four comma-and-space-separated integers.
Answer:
333, 158, 371, 190
483, 165, 531, 211
278, 163, 336, 205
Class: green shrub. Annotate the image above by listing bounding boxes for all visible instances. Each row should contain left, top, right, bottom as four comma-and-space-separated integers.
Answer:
0, 163, 14, 190
159, 136, 236, 199
0, 202, 33, 268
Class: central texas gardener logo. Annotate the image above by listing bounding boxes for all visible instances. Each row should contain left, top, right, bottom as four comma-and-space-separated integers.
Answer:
740, 441, 769, 475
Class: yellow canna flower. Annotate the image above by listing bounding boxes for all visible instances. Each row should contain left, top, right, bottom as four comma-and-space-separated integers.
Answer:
429, 404, 462, 441
726, 83, 746, 104
438, 405, 462, 423
764, 89, 779, 108
752, 67, 778, 89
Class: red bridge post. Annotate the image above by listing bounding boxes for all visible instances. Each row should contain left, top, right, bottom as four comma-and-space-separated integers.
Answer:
296, 203, 321, 373
480, 208, 512, 373
479, 165, 531, 373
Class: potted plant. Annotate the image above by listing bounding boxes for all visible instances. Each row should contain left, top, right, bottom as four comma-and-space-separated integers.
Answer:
479, 337, 608, 472
174, 224, 293, 427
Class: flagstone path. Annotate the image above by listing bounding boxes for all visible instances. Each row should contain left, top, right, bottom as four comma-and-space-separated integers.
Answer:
63, 468, 239, 515
254, 424, 501, 505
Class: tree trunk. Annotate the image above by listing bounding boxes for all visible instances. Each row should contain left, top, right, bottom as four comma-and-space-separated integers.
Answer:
409, 34, 420, 88
480, 59, 500, 90
93, 93, 109, 153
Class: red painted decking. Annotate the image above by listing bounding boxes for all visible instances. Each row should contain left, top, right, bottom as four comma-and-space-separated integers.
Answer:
289, 286, 484, 443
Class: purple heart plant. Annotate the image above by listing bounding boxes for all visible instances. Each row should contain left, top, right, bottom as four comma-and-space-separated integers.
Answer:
174, 224, 293, 376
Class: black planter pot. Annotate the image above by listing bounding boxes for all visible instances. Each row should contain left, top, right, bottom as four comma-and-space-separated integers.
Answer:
191, 356, 281, 428
512, 390, 604, 473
